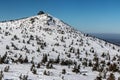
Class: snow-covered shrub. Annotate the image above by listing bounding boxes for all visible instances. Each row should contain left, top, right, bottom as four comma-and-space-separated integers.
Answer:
90, 47, 94, 53
30, 35, 34, 40
92, 63, 99, 71
1, 52, 7, 63
101, 52, 106, 58
60, 59, 73, 65
30, 63, 35, 71
30, 18, 35, 24
82, 58, 88, 67
17, 55, 24, 63
32, 68, 37, 74
95, 76, 102, 80
4, 66, 10, 72
27, 40, 30, 44
37, 62, 41, 68
112, 56, 116, 61
67, 53, 71, 58
5, 31, 10, 36
72, 64, 80, 73
43, 70, 50, 76
69, 47, 75, 53
37, 47, 40, 52
88, 60, 93, 67
107, 73, 115, 80
11, 42, 19, 50
55, 55, 60, 64
46, 62, 53, 69
43, 70, 47, 75
0, 56, 2, 64
62, 69, 66, 74
42, 54, 48, 63
61, 36, 65, 42
108, 62, 118, 72
13, 35, 19, 40
22, 39, 25, 43
0, 71, 3, 80
118, 76, 120, 80
24, 56, 28, 63
19, 74, 28, 80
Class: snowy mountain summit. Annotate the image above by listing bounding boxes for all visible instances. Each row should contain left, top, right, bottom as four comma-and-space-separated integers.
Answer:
0, 11, 120, 80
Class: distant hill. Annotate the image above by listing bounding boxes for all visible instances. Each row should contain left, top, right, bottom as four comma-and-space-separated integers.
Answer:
90, 33, 120, 46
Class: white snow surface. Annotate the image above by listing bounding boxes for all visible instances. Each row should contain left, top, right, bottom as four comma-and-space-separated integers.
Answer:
0, 13, 119, 80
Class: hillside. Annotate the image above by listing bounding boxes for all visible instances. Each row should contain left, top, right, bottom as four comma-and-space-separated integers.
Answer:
0, 11, 120, 80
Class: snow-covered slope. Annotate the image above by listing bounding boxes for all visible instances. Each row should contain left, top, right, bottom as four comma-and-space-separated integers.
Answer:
0, 12, 120, 80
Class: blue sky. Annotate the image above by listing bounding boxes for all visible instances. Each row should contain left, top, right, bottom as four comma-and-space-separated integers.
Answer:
0, 0, 120, 33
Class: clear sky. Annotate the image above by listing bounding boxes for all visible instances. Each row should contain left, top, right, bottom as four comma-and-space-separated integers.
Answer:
0, 0, 120, 33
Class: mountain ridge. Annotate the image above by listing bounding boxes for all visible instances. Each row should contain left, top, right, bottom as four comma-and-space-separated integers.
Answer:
0, 12, 120, 80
